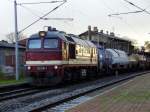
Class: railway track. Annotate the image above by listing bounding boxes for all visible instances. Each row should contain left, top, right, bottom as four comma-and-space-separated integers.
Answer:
0, 70, 149, 112
0, 87, 46, 102
0, 82, 28, 93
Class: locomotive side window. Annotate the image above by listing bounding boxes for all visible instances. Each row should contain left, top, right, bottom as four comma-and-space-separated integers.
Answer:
44, 39, 58, 48
28, 39, 41, 49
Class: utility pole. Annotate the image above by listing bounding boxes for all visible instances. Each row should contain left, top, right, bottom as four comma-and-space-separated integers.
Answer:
14, 0, 19, 80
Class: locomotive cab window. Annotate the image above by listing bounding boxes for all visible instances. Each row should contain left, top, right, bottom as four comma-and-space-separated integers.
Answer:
44, 39, 58, 48
28, 39, 41, 49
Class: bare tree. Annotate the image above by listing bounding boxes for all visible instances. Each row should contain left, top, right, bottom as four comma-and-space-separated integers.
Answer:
6, 32, 26, 43
144, 41, 150, 52
130, 40, 139, 53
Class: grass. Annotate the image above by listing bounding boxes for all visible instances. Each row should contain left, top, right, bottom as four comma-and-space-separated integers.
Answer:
0, 78, 26, 85
0, 69, 26, 85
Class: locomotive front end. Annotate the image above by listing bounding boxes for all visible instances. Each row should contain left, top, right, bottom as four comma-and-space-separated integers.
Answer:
25, 31, 63, 86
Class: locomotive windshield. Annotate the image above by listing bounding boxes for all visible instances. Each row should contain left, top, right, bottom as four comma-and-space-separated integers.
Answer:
44, 39, 58, 48
28, 39, 41, 49
28, 38, 58, 49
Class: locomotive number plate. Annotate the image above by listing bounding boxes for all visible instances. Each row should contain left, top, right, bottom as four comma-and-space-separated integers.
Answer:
37, 66, 46, 70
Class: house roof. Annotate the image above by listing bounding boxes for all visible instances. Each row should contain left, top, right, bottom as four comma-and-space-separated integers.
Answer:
0, 41, 25, 49
79, 31, 131, 42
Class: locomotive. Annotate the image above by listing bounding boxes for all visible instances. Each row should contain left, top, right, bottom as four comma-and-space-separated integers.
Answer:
25, 27, 150, 86
25, 27, 97, 85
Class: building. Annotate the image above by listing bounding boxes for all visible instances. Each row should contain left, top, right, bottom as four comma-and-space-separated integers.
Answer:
0, 40, 25, 74
79, 26, 134, 54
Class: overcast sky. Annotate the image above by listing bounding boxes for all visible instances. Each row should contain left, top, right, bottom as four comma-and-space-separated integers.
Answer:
0, 0, 150, 46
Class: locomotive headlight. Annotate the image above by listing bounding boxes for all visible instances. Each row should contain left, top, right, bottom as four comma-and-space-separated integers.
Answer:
27, 66, 31, 70
54, 65, 58, 69
39, 31, 47, 37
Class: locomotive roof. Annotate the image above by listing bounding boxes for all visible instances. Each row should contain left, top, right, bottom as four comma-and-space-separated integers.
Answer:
71, 36, 96, 48
30, 31, 69, 41
30, 31, 96, 48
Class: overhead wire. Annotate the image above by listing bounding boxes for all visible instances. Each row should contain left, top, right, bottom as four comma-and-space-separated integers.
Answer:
19, 5, 42, 18
19, 2, 73, 25
19, 0, 67, 33
123, 0, 150, 15
17, 1, 64, 5
108, 10, 144, 17
7, 0, 13, 3
108, 0, 146, 17
100, 0, 123, 20
102, 0, 142, 41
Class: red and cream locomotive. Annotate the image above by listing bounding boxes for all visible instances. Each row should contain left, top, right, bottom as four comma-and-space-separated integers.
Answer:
25, 27, 97, 85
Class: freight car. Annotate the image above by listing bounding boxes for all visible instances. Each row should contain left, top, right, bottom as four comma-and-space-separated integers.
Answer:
97, 47, 129, 75
128, 52, 150, 70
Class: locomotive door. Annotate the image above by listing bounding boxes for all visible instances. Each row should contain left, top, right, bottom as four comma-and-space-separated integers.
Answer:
69, 44, 76, 59
63, 42, 69, 61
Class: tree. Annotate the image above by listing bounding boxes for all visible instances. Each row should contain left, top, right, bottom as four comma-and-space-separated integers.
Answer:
131, 40, 139, 53
6, 32, 26, 43
144, 41, 150, 52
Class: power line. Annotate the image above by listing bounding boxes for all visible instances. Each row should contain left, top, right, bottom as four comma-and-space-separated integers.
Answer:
108, 0, 149, 17
7, 0, 13, 3
123, 0, 150, 15
19, 5, 42, 18
17, 1, 64, 5
19, 2, 73, 25
42, 17, 73, 21
101, 0, 115, 13
107, 0, 147, 46
108, 10, 144, 17
19, 0, 66, 33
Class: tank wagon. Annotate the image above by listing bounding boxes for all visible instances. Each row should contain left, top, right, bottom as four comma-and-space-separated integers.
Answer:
97, 47, 129, 75
128, 52, 150, 70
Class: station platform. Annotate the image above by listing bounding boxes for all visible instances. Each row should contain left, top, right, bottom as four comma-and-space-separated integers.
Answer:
67, 73, 150, 112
